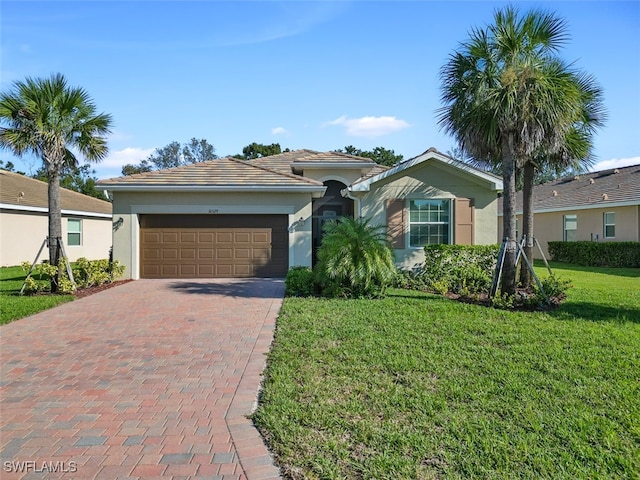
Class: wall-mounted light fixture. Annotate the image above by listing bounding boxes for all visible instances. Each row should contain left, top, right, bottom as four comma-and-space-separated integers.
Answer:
113, 217, 124, 231
288, 217, 305, 232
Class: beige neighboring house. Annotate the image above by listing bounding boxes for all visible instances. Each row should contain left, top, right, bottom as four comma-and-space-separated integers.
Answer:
498, 164, 640, 258
0, 170, 113, 267
97, 148, 503, 279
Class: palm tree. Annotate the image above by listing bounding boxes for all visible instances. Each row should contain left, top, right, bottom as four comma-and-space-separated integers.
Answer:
520, 79, 604, 287
316, 217, 395, 298
438, 6, 605, 295
0, 74, 112, 291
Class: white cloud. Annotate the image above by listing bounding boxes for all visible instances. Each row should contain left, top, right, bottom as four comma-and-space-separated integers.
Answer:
324, 115, 410, 137
271, 127, 289, 136
590, 156, 640, 172
95, 147, 155, 178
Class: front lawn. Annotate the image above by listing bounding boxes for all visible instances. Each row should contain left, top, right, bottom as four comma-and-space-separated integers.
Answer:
0, 265, 73, 325
254, 263, 640, 479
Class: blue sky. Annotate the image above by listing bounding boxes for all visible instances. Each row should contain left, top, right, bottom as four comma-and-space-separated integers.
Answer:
2, 1, 639, 179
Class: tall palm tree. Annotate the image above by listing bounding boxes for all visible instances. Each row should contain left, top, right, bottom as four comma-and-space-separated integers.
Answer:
0, 74, 112, 291
438, 6, 604, 295
520, 78, 604, 287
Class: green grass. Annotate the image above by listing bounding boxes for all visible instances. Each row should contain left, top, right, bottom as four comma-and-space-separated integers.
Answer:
254, 263, 640, 479
0, 265, 73, 325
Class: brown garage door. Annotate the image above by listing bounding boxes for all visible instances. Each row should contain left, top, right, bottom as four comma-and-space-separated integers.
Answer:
140, 214, 288, 278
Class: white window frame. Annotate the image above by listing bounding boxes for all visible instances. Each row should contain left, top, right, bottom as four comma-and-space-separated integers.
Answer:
563, 214, 577, 242
603, 212, 615, 238
67, 218, 82, 246
408, 199, 451, 248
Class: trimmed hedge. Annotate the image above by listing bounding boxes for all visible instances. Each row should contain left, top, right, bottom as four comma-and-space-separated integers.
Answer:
548, 241, 640, 268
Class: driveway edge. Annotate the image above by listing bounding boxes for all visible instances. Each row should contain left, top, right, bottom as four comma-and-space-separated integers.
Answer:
226, 285, 283, 480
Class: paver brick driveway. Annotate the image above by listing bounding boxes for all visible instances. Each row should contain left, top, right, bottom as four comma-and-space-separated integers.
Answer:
0, 278, 285, 480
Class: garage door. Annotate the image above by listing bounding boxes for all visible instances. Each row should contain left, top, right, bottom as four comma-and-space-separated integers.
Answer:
140, 214, 288, 278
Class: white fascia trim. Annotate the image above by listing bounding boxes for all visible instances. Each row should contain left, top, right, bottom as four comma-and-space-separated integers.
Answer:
0, 203, 112, 219
498, 200, 640, 216
130, 204, 297, 215
292, 162, 376, 169
97, 185, 324, 193
348, 151, 503, 192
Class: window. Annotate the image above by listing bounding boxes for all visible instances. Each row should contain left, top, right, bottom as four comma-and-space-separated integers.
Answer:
67, 219, 82, 246
604, 212, 615, 238
409, 199, 450, 247
563, 214, 577, 241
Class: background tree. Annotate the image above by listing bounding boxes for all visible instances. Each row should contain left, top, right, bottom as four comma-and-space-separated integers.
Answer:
335, 145, 403, 167
0, 73, 112, 291
0, 159, 25, 174
234, 142, 289, 160
122, 138, 217, 175
438, 6, 604, 295
34, 163, 105, 199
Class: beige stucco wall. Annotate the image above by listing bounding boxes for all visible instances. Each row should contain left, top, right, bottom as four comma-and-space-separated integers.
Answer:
353, 162, 500, 270
498, 205, 640, 258
0, 210, 112, 267
111, 191, 314, 279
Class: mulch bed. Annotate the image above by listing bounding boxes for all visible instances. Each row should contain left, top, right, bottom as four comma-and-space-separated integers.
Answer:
73, 279, 134, 299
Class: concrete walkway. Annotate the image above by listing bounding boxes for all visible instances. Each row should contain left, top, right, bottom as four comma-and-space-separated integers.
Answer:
0, 279, 284, 480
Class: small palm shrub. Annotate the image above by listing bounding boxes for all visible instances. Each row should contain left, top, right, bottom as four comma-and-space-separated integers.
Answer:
316, 217, 395, 298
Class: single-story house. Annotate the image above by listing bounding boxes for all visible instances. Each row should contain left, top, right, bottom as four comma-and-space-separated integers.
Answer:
97, 148, 503, 279
0, 170, 113, 267
498, 163, 640, 258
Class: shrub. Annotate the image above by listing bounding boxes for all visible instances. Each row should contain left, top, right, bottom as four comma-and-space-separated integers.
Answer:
21, 258, 75, 294
316, 217, 396, 298
420, 244, 499, 294
20, 257, 125, 295
548, 241, 640, 267
285, 266, 316, 297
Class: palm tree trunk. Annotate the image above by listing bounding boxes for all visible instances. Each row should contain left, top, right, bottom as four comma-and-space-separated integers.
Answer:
501, 136, 518, 295
519, 161, 535, 288
48, 169, 62, 293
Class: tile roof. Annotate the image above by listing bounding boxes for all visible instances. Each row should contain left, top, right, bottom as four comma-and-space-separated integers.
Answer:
0, 170, 112, 215
499, 164, 640, 213
97, 157, 324, 189
252, 149, 377, 175
97, 150, 379, 190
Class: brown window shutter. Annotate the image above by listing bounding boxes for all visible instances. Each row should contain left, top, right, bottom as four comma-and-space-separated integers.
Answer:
455, 198, 474, 245
386, 199, 405, 249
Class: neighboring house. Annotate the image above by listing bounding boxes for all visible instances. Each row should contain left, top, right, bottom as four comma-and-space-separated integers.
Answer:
97, 148, 503, 279
498, 164, 640, 258
0, 170, 113, 267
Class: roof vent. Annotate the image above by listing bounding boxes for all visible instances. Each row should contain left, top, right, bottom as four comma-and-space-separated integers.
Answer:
552, 190, 558, 196
589, 178, 595, 184
574, 175, 580, 180
602, 193, 608, 200
17, 191, 24, 202
614, 168, 619, 174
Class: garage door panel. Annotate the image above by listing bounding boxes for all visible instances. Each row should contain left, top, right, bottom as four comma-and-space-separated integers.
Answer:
140, 214, 288, 278
161, 265, 178, 276
253, 248, 270, 260
181, 249, 196, 259
162, 233, 178, 243
235, 249, 251, 259
199, 232, 215, 243
216, 232, 233, 243
181, 232, 197, 243
198, 249, 214, 259
234, 232, 251, 243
